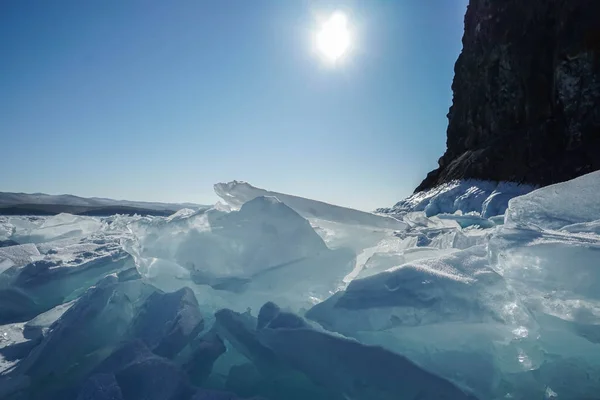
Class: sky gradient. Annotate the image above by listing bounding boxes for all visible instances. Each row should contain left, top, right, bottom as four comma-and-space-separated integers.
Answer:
1, 0, 468, 210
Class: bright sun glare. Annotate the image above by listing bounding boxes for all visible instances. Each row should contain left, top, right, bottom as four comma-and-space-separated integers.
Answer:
316, 12, 351, 63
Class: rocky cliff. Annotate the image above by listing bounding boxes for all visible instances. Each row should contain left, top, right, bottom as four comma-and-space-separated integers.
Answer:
416, 0, 600, 192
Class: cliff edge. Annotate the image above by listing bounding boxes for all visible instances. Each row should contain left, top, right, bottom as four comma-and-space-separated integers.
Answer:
416, 0, 600, 192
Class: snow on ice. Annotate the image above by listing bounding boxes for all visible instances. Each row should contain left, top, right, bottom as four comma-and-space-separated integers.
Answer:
378, 180, 536, 218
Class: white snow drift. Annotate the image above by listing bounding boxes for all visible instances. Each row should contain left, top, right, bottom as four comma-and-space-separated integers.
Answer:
378, 180, 535, 218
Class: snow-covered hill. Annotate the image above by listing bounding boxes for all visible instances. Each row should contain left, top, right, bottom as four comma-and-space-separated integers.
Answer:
0, 191, 202, 211
0, 191, 206, 216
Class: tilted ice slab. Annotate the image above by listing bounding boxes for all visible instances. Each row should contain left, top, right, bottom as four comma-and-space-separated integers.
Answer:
214, 181, 406, 230
23, 300, 75, 339
0, 223, 134, 324
378, 180, 535, 218
10, 213, 103, 244
307, 245, 531, 331
0, 322, 28, 375
306, 246, 537, 398
327, 206, 493, 292
215, 303, 478, 400
326, 171, 600, 399
505, 170, 600, 230
3, 275, 151, 397
3, 273, 205, 399
490, 230, 600, 316
479, 172, 600, 399
309, 218, 395, 253
0, 244, 40, 274
490, 173, 600, 344
126, 196, 354, 313
131, 196, 329, 280
0, 217, 14, 241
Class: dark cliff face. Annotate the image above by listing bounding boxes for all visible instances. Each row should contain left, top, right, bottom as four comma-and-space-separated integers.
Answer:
416, 0, 600, 192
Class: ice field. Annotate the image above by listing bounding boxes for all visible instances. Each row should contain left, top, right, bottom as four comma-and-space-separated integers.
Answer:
1, 173, 600, 399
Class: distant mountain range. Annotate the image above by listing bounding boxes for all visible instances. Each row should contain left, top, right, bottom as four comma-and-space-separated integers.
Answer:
0, 192, 205, 216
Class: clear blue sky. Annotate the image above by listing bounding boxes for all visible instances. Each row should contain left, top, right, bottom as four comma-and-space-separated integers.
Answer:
1, 0, 468, 211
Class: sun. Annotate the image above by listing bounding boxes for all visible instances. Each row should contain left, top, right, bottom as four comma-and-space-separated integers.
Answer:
316, 12, 351, 63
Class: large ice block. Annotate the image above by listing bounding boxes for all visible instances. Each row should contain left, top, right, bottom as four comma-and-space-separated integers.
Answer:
214, 181, 406, 230
505, 171, 600, 230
